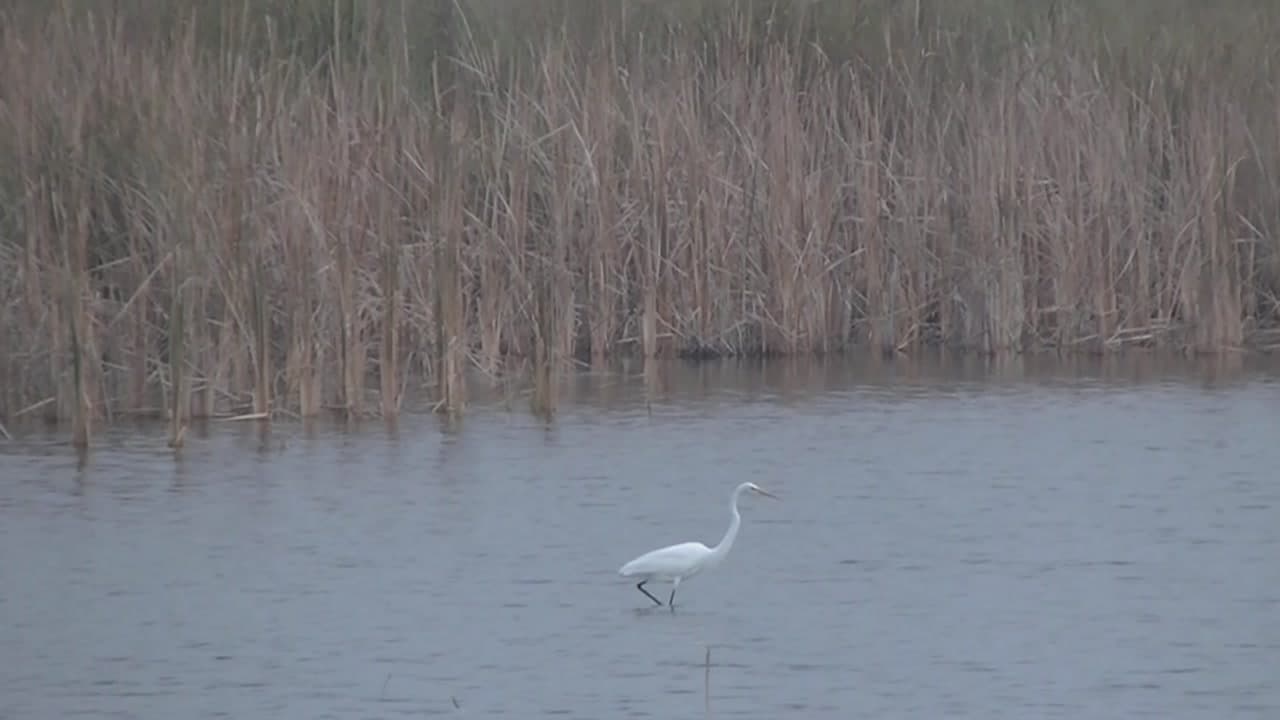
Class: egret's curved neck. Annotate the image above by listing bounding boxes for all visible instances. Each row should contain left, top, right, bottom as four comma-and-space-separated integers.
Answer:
707, 486, 745, 567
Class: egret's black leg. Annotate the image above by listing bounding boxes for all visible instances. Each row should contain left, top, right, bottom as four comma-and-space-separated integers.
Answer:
636, 581, 662, 606
668, 587, 677, 607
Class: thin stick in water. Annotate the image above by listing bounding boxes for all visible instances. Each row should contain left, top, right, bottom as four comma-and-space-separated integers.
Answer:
704, 644, 712, 718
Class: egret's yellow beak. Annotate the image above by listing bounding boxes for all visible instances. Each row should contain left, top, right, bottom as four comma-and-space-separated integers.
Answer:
753, 486, 780, 500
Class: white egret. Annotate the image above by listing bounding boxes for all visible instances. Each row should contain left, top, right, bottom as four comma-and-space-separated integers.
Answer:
617, 481, 779, 607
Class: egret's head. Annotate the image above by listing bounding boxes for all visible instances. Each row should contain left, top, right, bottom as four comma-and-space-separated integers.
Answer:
744, 482, 780, 500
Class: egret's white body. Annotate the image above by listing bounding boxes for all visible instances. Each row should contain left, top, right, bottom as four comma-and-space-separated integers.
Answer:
618, 481, 778, 607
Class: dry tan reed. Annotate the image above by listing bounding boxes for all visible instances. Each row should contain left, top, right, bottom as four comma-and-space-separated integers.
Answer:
2, 0, 1279, 435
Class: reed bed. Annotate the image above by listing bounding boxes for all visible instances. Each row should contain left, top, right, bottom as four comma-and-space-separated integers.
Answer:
2, 0, 1279, 432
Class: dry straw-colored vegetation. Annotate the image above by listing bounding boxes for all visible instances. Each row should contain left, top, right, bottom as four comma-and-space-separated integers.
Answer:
2, 0, 1279, 441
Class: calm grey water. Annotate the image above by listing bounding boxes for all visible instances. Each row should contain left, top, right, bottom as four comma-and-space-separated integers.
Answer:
2, 355, 1279, 719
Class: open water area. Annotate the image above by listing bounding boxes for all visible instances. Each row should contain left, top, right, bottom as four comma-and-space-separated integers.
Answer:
2, 353, 1278, 718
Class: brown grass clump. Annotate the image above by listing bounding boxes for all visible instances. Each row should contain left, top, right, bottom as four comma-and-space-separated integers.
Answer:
2, 0, 1279, 437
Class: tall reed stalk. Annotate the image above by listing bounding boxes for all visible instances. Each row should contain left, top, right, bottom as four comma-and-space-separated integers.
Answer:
167, 244, 189, 447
